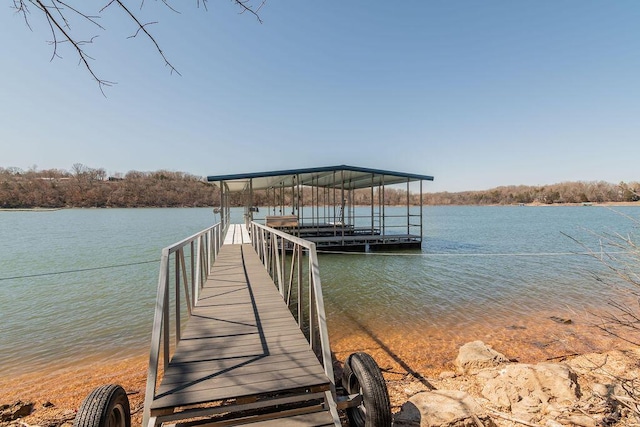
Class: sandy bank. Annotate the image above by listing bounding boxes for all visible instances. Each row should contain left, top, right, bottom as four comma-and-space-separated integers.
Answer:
0, 312, 629, 426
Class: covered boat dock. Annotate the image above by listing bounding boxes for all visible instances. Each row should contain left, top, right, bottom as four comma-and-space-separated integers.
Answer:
207, 165, 434, 251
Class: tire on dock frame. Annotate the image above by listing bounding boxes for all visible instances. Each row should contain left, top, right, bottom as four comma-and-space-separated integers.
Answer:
342, 352, 392, 427
73, 384, 131, 427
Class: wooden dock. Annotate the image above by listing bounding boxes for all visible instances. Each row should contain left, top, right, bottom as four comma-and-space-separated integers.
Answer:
146, 225, 339, 426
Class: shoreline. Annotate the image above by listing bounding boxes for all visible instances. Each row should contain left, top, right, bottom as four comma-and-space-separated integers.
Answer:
1, 309, 627, 426
1, 201, 639, 211
0, 208, 64, 212
1, 341, 632, 427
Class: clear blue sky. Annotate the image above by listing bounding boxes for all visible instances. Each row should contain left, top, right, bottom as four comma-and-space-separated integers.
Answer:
1, 1, 639, 192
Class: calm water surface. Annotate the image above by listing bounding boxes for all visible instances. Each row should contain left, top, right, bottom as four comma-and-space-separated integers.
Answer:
1, 206, 639, 376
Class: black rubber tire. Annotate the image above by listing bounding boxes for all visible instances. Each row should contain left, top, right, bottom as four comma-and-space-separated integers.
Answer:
343, 352, 392, 427
73, 384, 131, 427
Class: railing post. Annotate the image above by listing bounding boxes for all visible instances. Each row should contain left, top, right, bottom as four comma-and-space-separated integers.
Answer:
163, 262, 170, 373
203, 232, 209, 276
269, 232, 275, 275
274, 235, 283, 296
261, 228, 268, 266
286, 245, 296, 307
213, 226, 218, 259
252, 223, 257, 252
175, 250, 181, 344
180, 254, 192, 316
216, 224, 220, 256
209, 229, 214, 271
191, 241, 197, 306
199, 235, 207, 286
195, 236, 202, 294
309, 258, 316, 351
280, 239, 286, 294
297, 245, 302, 325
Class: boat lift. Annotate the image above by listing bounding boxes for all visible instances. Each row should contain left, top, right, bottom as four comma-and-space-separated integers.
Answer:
208, 165, 434, 252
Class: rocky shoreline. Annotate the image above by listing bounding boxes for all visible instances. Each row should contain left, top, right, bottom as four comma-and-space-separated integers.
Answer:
392, 341, 640, 426
3, 341, 639, 427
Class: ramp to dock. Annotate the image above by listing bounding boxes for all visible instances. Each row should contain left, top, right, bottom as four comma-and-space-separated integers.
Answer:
147, 236, 338, 426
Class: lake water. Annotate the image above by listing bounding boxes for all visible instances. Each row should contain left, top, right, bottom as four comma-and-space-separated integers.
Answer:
1, 206, 639, 377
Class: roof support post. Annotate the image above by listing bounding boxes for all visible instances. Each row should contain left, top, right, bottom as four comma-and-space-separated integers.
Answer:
296, 174, 302, 229
370, 174, 374, 235
340, 170, 345, 244
420, 180, 424, 245
332, 171, 336, 228
407, 178, 410, 236
381, 175, 386, 237
248, 178, 254, 229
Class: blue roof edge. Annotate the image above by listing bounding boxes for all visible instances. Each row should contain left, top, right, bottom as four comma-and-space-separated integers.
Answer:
206, 164, 434, 182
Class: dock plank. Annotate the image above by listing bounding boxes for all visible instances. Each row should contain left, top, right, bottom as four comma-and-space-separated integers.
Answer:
223, 224, 252, 245
160, 354, 324, 384
244, 411, 336, 426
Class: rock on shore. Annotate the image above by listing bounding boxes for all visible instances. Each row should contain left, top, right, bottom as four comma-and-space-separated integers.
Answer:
0, 402, 34, 422
394, 341, 640, 426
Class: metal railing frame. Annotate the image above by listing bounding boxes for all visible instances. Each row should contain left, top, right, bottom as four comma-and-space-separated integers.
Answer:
142, 222, 225, 427
249, 221, 339, 422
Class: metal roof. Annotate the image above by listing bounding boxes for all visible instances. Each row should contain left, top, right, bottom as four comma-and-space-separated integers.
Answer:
207, 165, 434, 192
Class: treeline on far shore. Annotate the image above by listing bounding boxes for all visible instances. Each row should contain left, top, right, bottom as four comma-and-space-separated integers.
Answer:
423, 180, 640, 205
0, 165, 219, 208
1, 165, 638, 209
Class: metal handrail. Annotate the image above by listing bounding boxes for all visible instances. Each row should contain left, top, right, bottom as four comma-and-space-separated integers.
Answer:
142, 222, 225, 427
249, 221, 338, 418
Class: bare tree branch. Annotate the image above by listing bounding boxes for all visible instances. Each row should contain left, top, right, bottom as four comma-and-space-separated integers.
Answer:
32, 0, 114, 94
566, 215, 640, 349
235, 0, 265, 23
56, 0, 105, 30
108, 0, 180, 76
12, 1, 34, 31
12, 0, 266, 91
158, 0, 181, 15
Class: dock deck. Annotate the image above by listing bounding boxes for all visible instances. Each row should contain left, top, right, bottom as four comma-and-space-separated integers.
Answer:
146, 225, 338, 426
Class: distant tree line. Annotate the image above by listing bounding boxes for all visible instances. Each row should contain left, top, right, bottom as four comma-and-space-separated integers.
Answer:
1, 165, 638, 208
422, 181, 640, 206
0, 164, 219, 208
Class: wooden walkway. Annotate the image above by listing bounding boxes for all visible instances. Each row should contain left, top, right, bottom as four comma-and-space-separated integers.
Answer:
224, 223, 251, 245
148, 227, 337, 426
